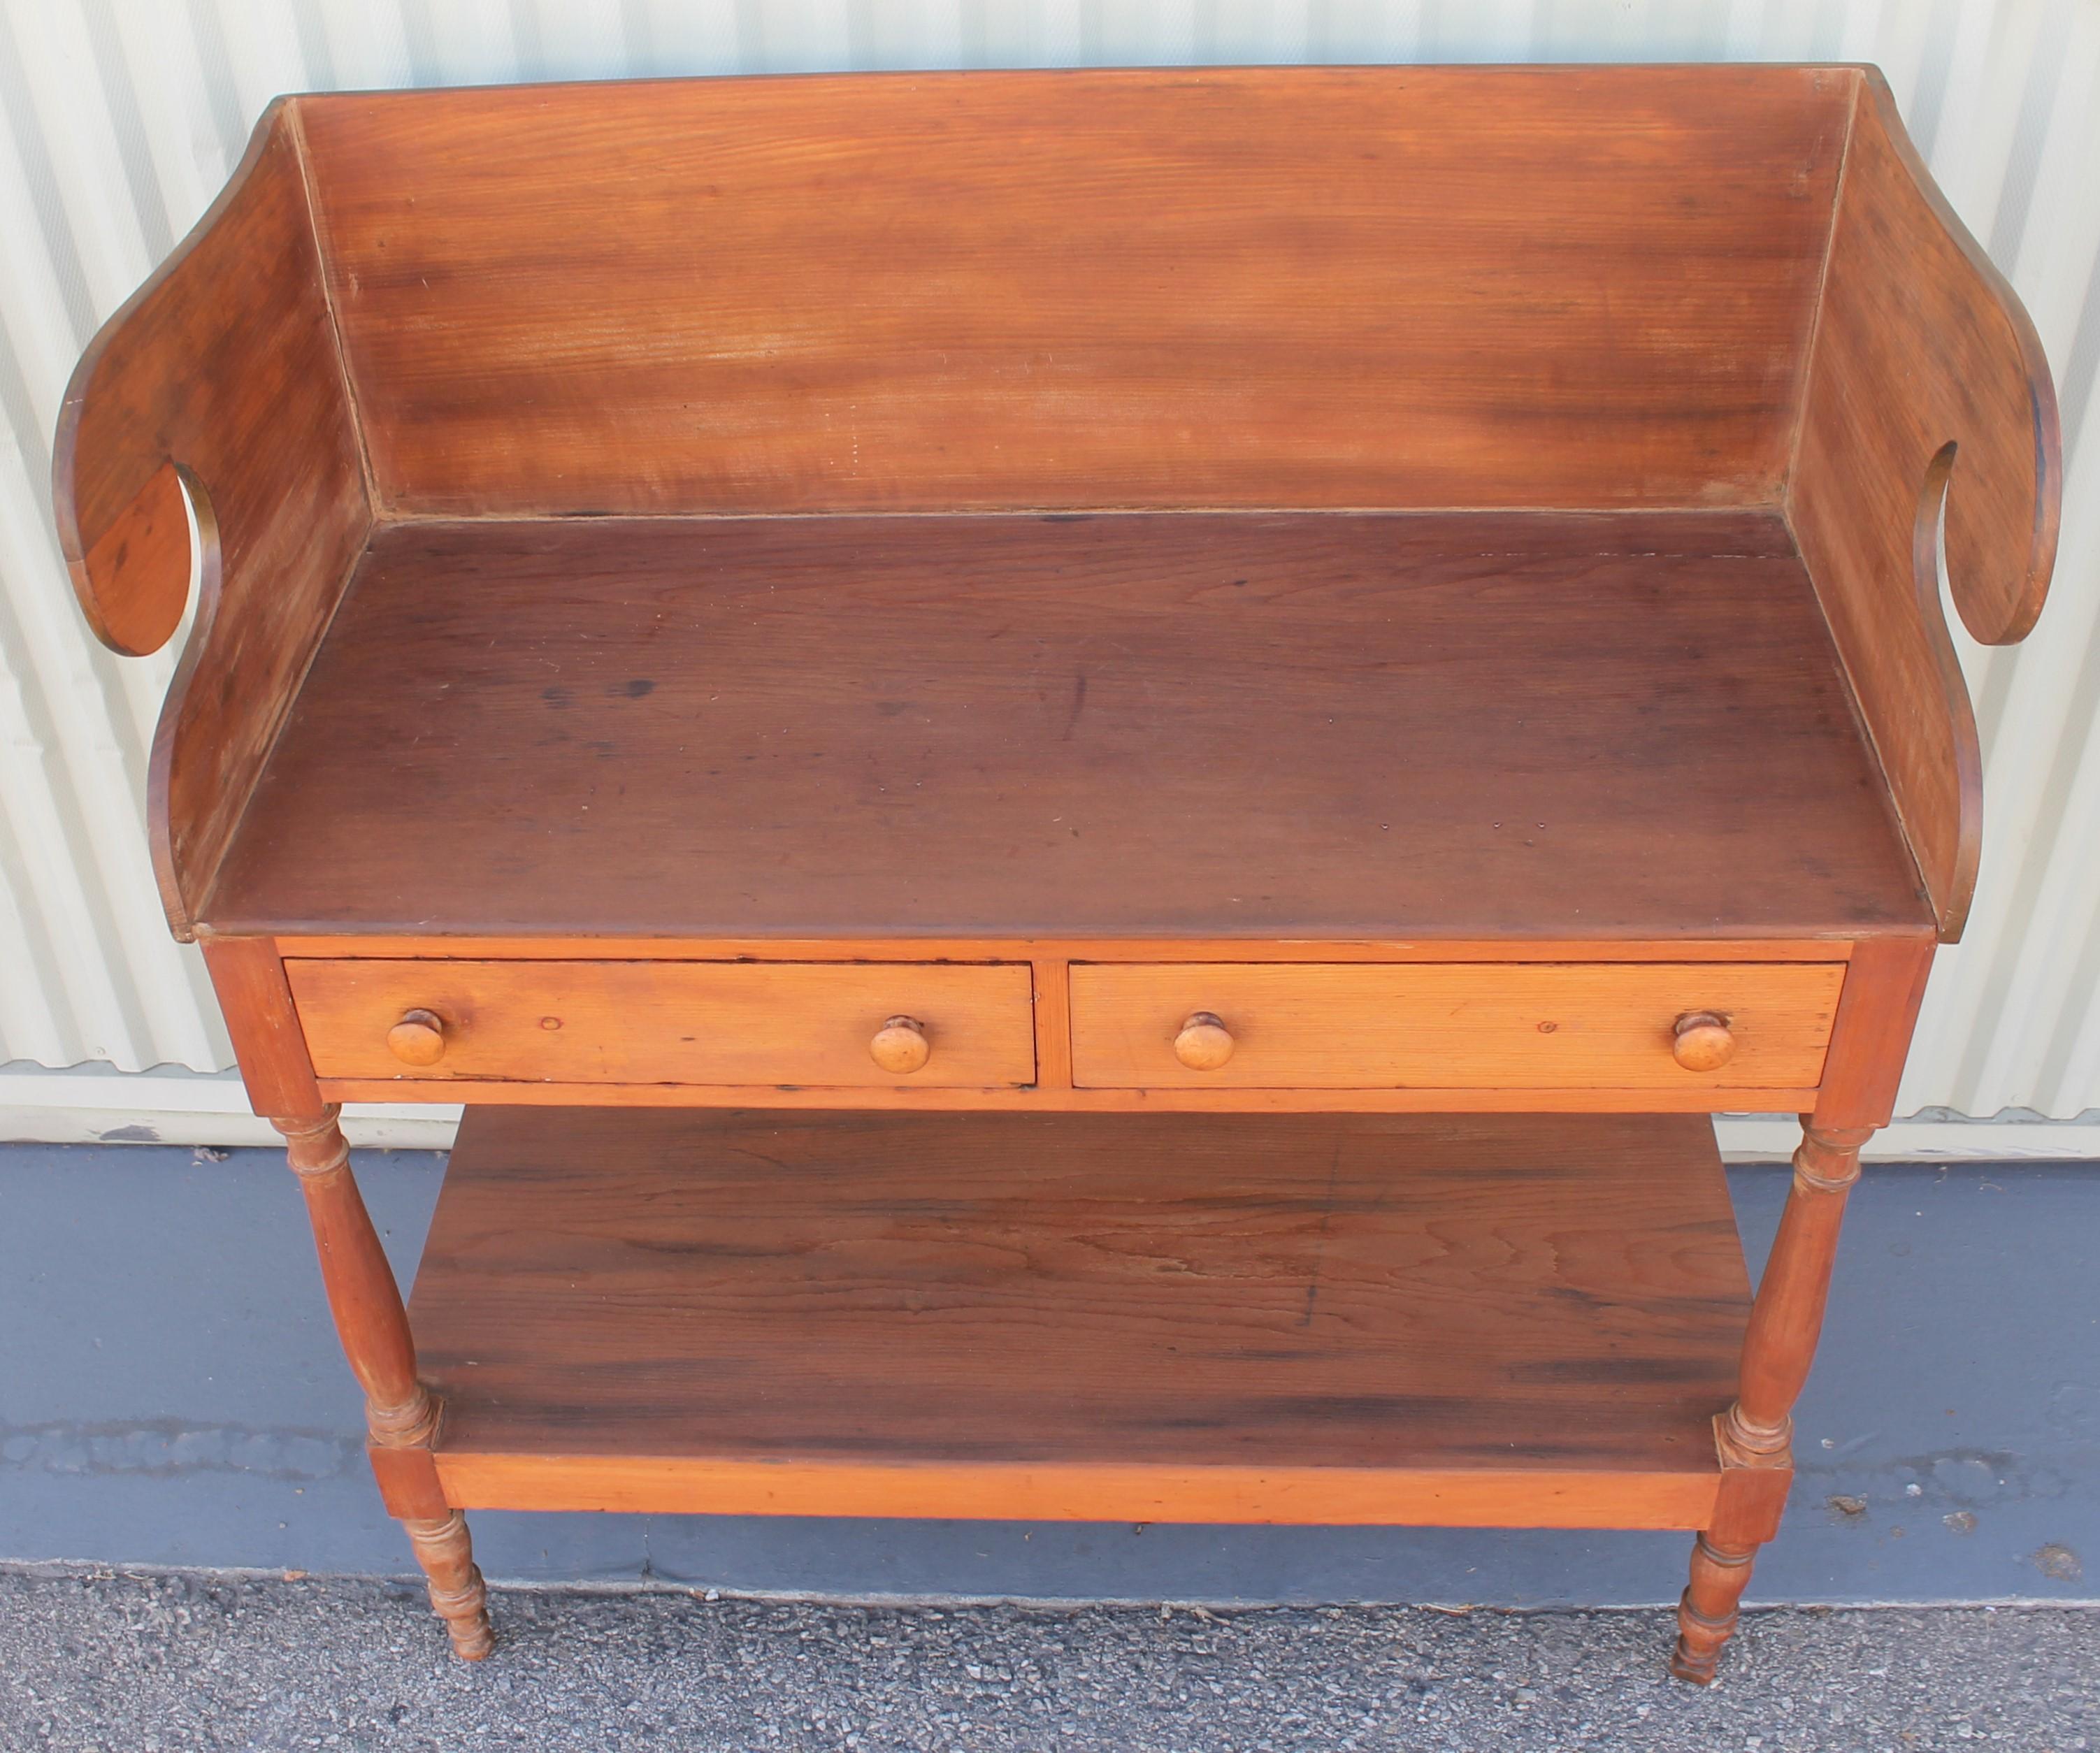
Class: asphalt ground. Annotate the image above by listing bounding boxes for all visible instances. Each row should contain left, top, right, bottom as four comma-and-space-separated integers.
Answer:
1, 1567, 2094, 1752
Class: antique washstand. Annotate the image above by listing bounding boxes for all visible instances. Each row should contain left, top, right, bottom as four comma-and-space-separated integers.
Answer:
55, 66, 2058, 1678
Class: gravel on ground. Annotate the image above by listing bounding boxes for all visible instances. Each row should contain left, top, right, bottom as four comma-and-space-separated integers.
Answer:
1, 1567, 2094, 1752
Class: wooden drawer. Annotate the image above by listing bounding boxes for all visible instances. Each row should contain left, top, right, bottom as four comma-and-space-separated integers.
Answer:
287, 960, 1036, 1088
1068, 962, 1846, 1090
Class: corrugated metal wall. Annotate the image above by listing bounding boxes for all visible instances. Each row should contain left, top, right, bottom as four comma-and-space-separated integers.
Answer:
2, 0, 2096, 1128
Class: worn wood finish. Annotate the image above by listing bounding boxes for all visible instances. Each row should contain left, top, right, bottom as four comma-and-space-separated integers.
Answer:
317, 1076, 1827, 1115
52, 106, 369, 939
868, 1016, 933, 1075
273, 1109, 491, 1657
266, 936, 1865, 964
411, 1107, 1751, 1520
1070, 962, 1845, 1091
1670, 1013, 1736, 1074
1668, 937, 1940, 1679
1667, 1122, 1871, 1680
1723, 1124, 1871, 1463
385, 1010, 448, 1067
439, 1455, 1720, 1530
75, 460, 192, 656
1788, 71, 2062, 939
203, 512, 1923, 942
365, 1442, 450, 1522
274, 1110, 437, 1448
1671, 1534, 1759, 1685
1032, 959, 1075, 1091
1706, 1452, 1794, 1552
401, 1513, 494, 1662
1806, 935, 1939, 1130
199, 937, 323, 1118
296, 66, 1848, 518
1172, 1012, 1237, 1072
58, 64, 2060, 1680
285, 958, 1036, 1088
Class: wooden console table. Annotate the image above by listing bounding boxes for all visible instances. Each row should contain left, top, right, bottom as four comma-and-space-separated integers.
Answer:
55, 66, 2059, 1682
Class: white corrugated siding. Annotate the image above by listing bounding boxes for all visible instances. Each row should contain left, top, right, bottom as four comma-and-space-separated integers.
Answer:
1, 0, 2095, 1128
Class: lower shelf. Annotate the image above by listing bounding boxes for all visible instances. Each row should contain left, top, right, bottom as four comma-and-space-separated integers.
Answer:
409, 1107, 1751, 1529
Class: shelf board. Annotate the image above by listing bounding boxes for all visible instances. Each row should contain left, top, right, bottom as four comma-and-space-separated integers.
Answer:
204, 508, 1927, 940
411, 1108, 1750, 1527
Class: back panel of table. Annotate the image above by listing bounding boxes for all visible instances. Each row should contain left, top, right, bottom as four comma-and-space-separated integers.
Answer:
294, 66, 1853, 517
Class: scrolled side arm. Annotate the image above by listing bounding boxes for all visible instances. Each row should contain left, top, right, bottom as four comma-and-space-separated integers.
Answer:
1788, 67, 2062, 940
50, 99, 369, 937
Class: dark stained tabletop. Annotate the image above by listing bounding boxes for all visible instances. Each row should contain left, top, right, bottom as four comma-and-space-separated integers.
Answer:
204, 510, 1928, 942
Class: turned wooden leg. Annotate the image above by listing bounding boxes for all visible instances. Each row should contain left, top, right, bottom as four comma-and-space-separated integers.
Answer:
275, 1108, 494, 1661
1671, 1118, 1872, 1685
1671, 1534, 1757, 1684
1720, 1122, 1871, 1464
403, 1512, 496, 1660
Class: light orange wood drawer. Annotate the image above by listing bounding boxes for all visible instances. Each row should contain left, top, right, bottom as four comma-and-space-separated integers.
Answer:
1067, 962, 1846, 1090
286, 960, 1036, 1088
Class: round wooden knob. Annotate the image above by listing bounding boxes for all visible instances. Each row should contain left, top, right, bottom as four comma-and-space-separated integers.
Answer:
1174, 1011, 1235, 1071
870, 1015, 931, 1074
1671, 1011, 1735, 1073
387, 1009, 447, 1067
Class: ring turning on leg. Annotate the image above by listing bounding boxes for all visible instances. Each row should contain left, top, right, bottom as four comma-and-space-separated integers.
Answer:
274, 1108, 494, 1659
1671, 1535, 1757, 1685
405, 1512, 495, 1661
1671, 1120, 1872, 1682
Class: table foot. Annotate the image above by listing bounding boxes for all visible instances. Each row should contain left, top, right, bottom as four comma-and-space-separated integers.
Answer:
403, 1510, 495, 1660
1669, 1532, 1757, 1683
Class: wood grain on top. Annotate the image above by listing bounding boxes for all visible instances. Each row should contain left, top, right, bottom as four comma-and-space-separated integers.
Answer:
294, 66, 1850, 517
201, 510, 1927, 941
412, 1106, 1750, 1478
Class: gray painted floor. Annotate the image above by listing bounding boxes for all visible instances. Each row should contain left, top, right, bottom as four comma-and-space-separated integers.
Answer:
1, 1142, 2096, 1608
3, 1570, 2096, 1752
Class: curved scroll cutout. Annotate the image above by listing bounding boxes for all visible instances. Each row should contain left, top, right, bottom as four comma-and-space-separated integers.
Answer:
52, 101, 370, 940
145, 466, 223, 941
1786, 70, 2057, 941
1911, 441, 1985, 937
1861, 71, 2060, 647
50, 105, 288, 661
1943, 371, 2061, 647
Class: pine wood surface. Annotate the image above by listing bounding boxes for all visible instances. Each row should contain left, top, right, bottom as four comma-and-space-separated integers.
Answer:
276, 1111, 435, 1449
53, 59, 2066, 1677
1068, 961, 1844, 1091
285, 958, 1036, 1088
265, 937, 1864, 962
201, 511, 1925, 942
52, 106, 369, 939
199, 937, 324, 1118
1673, 1533, 1757, 1683
410, 1106, 1750, 1522
294, 66, 1848, 518
433, 1454, 1724, 1529
317, 1077, 1825, 1114
1806, 936, 1939, 1130
1787, 71, 2062, 938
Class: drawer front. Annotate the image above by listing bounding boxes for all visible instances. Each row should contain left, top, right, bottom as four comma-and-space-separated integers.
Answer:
287, 960, 1036, 1088
1069, 962, 1846, 1090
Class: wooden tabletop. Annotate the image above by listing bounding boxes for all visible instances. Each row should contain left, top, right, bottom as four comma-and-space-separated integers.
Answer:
203, 509, 1927, 942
